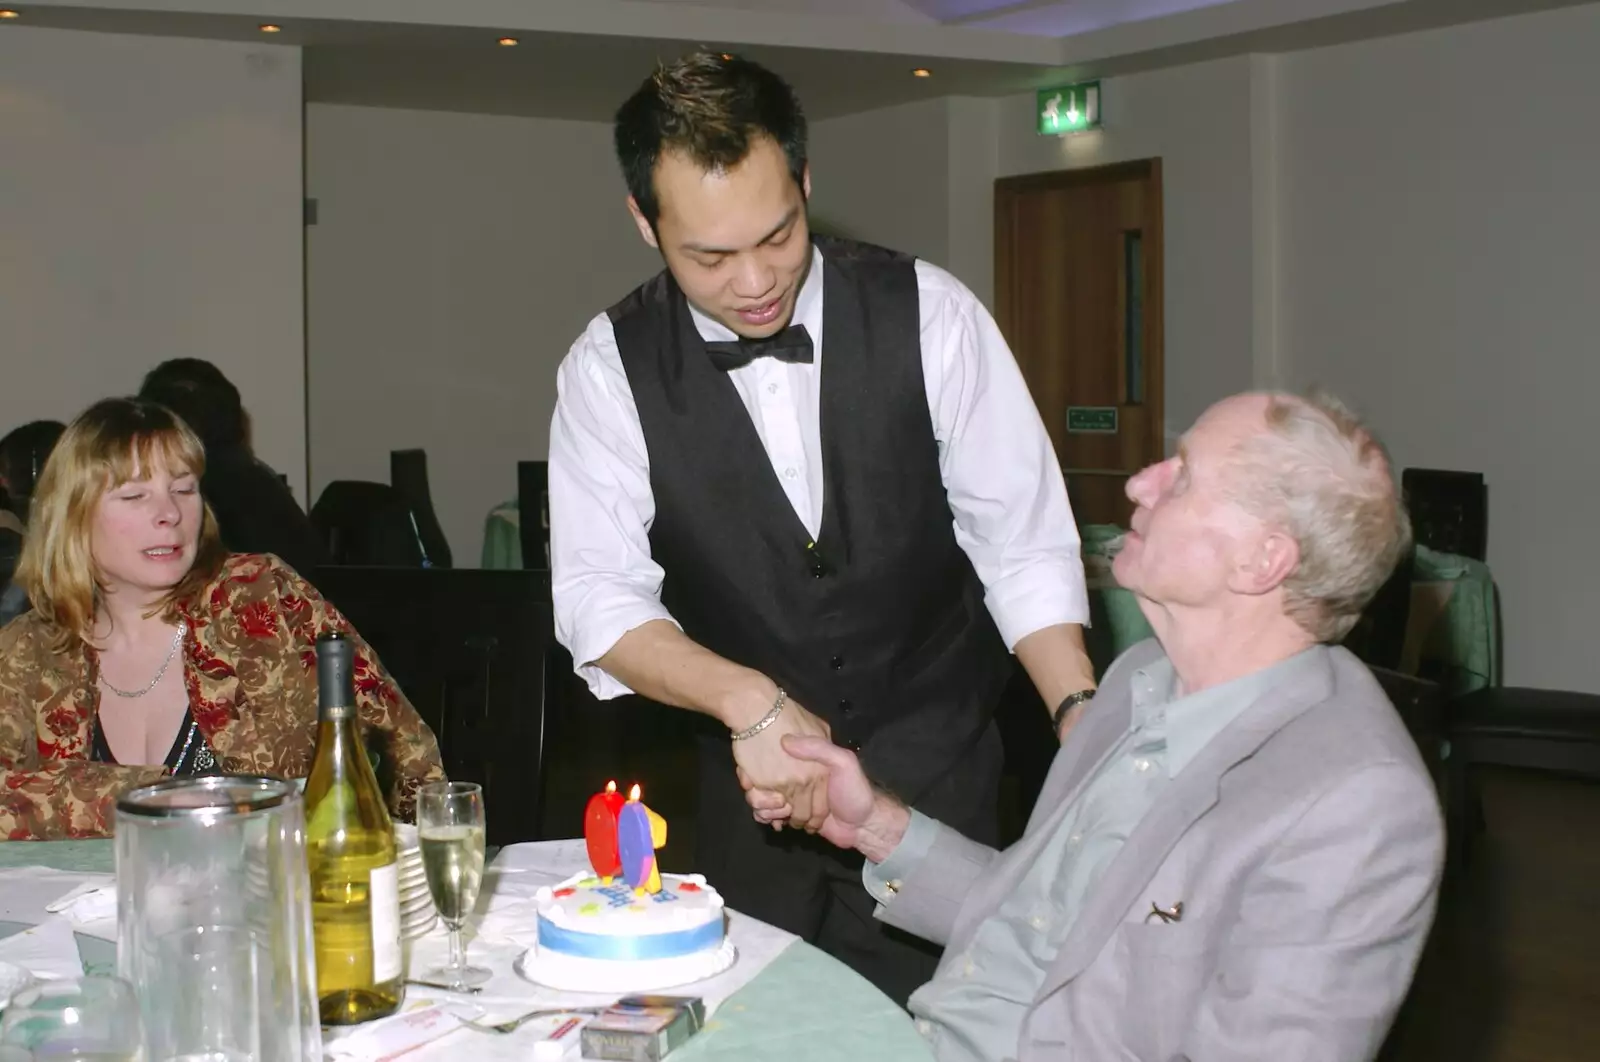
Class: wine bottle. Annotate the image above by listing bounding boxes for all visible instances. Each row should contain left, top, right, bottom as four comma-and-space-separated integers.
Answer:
303, 631, 403, 1025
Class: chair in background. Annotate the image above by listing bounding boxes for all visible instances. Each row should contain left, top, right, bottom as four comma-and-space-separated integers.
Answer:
0, 522, 24, 626
517, 460, 550, 571
1368, 665, 1447, 1062
1443, 685, 1600, 872
1402, 468, 1487, 561
311, 565, 555, 847
310, 481, 428, 567
1369, 666, 1447, 804
390, 449, 453, 570
1342, 548, 1416, 672
0, 420, 66, 524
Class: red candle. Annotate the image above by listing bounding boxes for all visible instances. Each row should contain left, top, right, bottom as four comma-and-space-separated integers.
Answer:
584, 779, 625, 879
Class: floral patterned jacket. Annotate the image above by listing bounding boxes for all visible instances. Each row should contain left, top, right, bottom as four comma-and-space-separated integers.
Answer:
0, 553, 444, 840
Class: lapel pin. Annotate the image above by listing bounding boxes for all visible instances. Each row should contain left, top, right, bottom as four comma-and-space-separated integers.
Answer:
1145, 901, 1183, 924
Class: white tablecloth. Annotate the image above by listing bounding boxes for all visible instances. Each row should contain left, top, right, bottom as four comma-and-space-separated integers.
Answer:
329, 840, 800, 1058
2, 841, 801, 1060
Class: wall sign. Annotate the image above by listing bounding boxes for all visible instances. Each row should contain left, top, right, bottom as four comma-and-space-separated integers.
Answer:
1037, 80, 1102, 135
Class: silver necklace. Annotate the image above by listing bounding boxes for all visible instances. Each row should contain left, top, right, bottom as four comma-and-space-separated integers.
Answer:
100, 620, 187, 699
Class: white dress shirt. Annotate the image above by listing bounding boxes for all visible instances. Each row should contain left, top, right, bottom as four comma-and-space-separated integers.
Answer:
549, 246, 1088, 699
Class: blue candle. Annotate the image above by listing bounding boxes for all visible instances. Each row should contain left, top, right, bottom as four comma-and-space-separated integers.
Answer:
617, 784, 667, 893
617, 787, 654, 890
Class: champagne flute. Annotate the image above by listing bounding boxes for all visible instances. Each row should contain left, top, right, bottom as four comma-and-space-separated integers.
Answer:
417, 780, 490, 989
0, 976, 144, 1061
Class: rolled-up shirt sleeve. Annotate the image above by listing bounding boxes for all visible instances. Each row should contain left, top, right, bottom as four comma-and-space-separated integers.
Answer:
918, 262, 1090, 649
549, 317, 680, 699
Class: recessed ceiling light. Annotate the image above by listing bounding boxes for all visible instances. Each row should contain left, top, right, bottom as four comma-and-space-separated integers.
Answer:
912, 68, 932, 78
258, 23, 281, 33
0, 9, 22, 18
497, 36, 519, 46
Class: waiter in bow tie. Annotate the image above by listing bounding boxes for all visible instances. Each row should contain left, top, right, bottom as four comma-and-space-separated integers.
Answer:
549, 51, 1095, 1004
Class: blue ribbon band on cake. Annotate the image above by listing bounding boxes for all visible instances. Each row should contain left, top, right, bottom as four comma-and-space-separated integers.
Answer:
537, 916, 724, 961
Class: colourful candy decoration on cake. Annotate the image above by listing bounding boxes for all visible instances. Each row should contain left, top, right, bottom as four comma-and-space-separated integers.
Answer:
584, 779, 626, 880
617, 784, 668, 895
533, 871, 727, 974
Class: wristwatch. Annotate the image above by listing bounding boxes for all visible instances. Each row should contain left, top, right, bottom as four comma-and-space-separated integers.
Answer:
1052, 688, 1096, 732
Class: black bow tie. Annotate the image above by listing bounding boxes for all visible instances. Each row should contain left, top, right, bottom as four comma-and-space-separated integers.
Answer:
704, 325, 814, 372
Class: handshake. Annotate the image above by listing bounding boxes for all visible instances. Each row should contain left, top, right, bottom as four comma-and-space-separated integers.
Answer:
731, 693, 910, 864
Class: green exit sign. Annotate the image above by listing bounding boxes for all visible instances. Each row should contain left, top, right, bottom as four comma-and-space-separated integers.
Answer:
1067, 406, 1118, 434
1037, 80, 1102, 135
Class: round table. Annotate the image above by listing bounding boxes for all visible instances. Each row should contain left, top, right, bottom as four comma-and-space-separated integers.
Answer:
0, 840, 933, 1062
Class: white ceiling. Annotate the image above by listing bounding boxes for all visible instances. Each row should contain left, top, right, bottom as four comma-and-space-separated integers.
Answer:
6, 0, 1593, 121
619, 0, 942, 25
596, 0, 1245, 34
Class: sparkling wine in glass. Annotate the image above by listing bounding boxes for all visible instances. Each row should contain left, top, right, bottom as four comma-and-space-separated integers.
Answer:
417, 780, 490, 989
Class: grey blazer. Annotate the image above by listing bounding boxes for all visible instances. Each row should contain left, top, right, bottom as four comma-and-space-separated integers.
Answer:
881, 641, 1445, 1062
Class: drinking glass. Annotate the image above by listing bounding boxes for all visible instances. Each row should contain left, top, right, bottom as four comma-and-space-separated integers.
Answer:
142, 925, 261, 1062
416, 781, 489, 989
0, 976, 144, 1061
115, 775, 319, 1062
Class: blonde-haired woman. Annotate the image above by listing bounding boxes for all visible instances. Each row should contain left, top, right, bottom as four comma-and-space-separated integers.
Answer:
0, 397, 443, 840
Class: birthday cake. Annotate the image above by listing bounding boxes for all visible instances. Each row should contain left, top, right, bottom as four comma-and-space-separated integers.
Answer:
515, 782, 735, 992
524, 872, 734, 991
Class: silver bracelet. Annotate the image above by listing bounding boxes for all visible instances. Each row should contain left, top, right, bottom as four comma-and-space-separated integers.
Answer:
731, 688, 787, 741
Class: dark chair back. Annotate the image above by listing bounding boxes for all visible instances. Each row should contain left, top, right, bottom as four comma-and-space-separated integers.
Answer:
310, 481, 428, 567
0, 525, 25, 626
0, 420, 64, 521
389, 450, 453, 569
517, 460, 550, 571
1369, 665, 1446, 799
1342, 548, 1415, 671
1402, 468, 1487, 561
311, 565, 554, 846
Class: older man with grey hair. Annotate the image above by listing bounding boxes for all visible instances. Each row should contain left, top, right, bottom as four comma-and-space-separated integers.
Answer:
745, 391, 1444, 1062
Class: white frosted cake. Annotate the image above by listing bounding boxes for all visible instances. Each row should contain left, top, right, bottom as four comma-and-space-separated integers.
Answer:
520, 871, 735, 992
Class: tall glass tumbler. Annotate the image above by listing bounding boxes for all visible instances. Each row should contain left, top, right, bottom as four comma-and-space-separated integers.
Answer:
115, 775, 322, 1062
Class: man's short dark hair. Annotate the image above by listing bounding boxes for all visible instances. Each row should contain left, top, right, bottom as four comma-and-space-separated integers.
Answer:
614, 52, 808, 227
0, 420, 66, 506
137, 358, 246, 452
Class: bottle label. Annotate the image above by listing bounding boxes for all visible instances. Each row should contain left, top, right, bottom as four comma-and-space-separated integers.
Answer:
369, 861, 402, 982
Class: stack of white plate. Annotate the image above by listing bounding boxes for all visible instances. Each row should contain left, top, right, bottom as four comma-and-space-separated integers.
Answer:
394, 822, 437, 940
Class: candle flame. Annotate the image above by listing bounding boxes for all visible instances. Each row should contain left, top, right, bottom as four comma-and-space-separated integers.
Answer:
629, 784, 642, 802
605, 780, 616, 794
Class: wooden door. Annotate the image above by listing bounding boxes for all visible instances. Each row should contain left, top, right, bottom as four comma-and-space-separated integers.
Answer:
994, 160, 1164, 528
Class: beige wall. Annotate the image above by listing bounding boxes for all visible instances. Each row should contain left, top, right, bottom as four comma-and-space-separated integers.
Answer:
302, 4, 1599, 690
298, 65, 1265, 566
304, 103, 659, 566
994, 56, 1263, 446
0, 27, 306, 498
808, 97, 953, 266
824, 12, 1600, 689
306, 97, 982, 567
1275, 3, 1600, 690
944, 95, 1002, 307
815, 59, 1266, 447
810, 95, 998, 303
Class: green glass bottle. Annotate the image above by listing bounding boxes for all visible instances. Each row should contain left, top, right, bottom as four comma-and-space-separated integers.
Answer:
303, 631, 402, 1024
